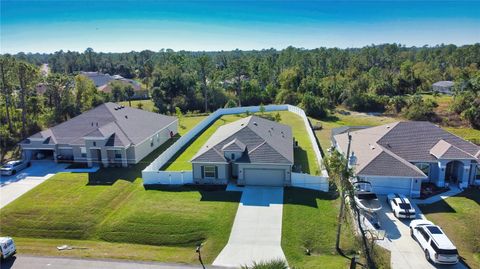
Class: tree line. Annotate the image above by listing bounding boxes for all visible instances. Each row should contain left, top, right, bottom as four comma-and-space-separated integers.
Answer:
2, 43, 480, 159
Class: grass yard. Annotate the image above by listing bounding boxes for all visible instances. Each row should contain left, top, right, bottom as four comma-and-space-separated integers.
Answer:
0, 174, 241, 263
418, 189, 480, 268
311, 111, 397, 154
120, 99, 156, 111
165, 111, 320, 175
282, 188, 358, 268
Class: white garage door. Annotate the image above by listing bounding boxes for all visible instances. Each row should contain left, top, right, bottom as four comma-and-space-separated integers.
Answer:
367, 177, 412, 196
244, 168, 285, 186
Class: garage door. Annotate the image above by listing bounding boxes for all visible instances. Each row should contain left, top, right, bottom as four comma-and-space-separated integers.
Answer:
366, 177, 412, 196
244, 168, 285, 186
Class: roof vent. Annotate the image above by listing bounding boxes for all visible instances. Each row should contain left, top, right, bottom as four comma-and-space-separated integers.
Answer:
91, 122, 94, 126
369, 144, 375, 150
96, 122, 98, 127
386, 125, 390, 129
253, 122, 257, 126
120, 105, 125, 108
125, 115, 128, 119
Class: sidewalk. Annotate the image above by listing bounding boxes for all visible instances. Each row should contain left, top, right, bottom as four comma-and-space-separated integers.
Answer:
412, 186, 462, 205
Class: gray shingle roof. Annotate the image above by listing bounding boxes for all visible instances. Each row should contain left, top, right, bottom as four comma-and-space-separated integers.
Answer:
222, 138, 246, 151
432, 81, 454, 87
334, 121, 480, 178
191, 116, 293, 164
24, 103, 177, 147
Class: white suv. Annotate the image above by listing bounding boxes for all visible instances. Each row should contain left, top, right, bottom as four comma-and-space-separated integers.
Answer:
410, 220, 459, 265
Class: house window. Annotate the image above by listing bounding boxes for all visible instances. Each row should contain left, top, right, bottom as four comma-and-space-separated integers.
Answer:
231, 153, 235, 160
80, 147, 87, 158
150, 138, 154, 147
115, 150, 122, 159
476, 166, 480, 180
93, 142, 96, 147
204, 165, 216, 178
416, 163, 430, 176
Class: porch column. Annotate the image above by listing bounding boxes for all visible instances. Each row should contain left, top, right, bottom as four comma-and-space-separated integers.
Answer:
437, 161, 447, 187
460, 163, 471, 188
121, 148, 128, 167
86, 148, 93, 167
101, 148, 109, 168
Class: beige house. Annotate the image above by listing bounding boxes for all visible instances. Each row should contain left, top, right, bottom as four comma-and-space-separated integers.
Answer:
20, 103, 177, 167
190, 116, 294, 186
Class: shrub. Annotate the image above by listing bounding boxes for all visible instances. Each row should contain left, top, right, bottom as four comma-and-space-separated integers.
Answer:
241, 259, 288, 269
402, 94, 437, 121
345, 93, 387, 112
300, 92, 329, 119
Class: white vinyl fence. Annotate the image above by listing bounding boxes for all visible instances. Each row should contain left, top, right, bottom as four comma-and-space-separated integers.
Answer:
142, 105, 329, 190
291, 172, 329, 191
143, 170, 193, 185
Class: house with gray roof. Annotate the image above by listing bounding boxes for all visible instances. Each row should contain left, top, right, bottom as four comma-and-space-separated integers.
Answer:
20, 103, 177, 167
190, 115, 294, 186
333, 121, 480, 197
432, 81, 454, 95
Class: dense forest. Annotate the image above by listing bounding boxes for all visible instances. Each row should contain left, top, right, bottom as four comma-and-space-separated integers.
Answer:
2, 44, 480, 158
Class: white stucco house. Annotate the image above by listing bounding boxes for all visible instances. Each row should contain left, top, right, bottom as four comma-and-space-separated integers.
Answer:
190, 115, 294, 186
20, 102, 178, 167
333, 121, 480, 198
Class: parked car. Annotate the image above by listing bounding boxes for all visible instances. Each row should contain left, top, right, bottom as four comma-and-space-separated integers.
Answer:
0, 237, 16, 260
410, 220, 459, 265
387, 193, 416, 219
0, 160, 30, 176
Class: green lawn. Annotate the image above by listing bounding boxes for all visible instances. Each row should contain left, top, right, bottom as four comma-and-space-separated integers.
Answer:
120, 99, 155, 111
418, 189, 480, 268
311, 111, 397, 154
0, 174, 240, 263
165, 111, 320, 175
282, 188, 358, 268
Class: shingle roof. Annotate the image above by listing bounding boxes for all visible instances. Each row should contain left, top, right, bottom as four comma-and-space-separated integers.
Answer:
432, 81, 454, 87
191, 116, 293, 164
23, 103, 177, 147
334, 121, 480, 178
222, 138, 246, 151
430, 140, 476, 160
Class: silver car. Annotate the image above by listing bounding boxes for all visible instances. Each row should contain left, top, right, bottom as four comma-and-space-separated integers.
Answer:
0, 160, 30, 176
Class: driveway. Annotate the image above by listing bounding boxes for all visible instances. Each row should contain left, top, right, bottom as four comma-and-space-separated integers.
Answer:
213, 186, 287, 267
377, 197, 467, 269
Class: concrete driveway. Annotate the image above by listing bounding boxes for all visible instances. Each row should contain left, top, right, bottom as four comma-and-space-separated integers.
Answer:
213, 186, 287, 267
377, 197, 467, 269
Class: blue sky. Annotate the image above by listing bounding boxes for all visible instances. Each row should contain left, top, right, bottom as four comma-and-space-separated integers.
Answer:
1, 0, 479, 53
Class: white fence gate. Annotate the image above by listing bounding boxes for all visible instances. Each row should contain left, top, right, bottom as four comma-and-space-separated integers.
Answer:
142, 105, 329, 190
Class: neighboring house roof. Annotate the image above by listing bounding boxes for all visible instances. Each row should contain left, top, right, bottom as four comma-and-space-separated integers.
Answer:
334, 121, 480, 178
22, 103, 177, 147
80, 71, 143, 93
191, 116, 293, 164
432, 81, 454, 88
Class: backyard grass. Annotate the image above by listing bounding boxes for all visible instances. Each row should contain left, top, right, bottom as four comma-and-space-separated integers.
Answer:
311, 111, 397, 154
418, 188, 480, 268
0, 174, 241, 263
120, 99, 155, 111
165, 111, 320, 175
282, 188, 358, 268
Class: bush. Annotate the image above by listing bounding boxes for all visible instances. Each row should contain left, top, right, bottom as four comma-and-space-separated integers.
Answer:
241, 259, 288, 269
300, 92, 329, 119
345, 93, 387, 112
402, 95, 437, 121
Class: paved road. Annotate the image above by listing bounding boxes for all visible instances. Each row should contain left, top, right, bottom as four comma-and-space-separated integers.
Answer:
213, 186, 287, 267
377, 197, 467, 269
0, 255, 220, 269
